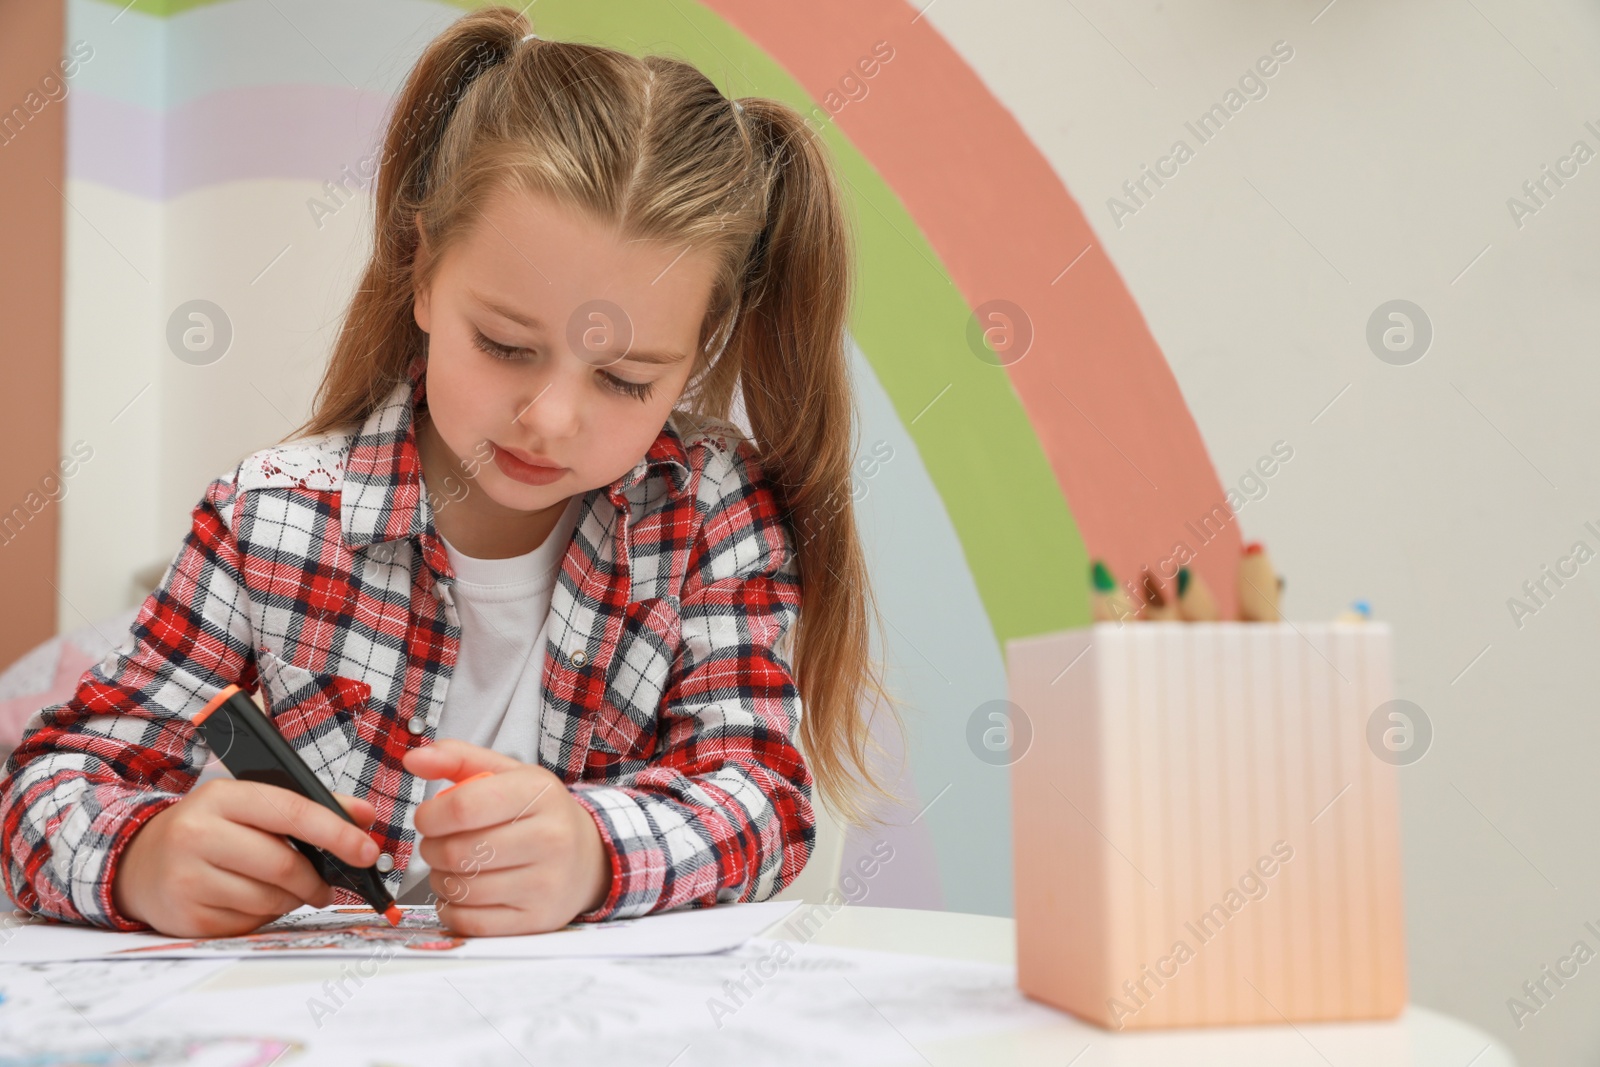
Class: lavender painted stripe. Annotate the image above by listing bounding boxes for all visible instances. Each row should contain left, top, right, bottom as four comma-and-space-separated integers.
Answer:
70, 0, 461, 109
71, 83, 395, 199
69, 92, 164, 200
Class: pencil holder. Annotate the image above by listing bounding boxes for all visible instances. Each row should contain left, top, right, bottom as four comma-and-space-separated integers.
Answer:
1005, 621, 1408, 1030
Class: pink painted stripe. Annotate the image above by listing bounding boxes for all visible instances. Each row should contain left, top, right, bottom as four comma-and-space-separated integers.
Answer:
70, 83, 393, 199
710, 0, 1241, 615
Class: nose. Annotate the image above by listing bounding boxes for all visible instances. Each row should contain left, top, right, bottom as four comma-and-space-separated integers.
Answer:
511, 366, 581, 440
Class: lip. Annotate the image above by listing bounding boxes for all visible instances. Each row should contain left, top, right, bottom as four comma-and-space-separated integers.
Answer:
491, 443, 567, 486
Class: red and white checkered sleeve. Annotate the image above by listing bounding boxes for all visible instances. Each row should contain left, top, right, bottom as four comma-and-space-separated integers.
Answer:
0, 473, 258, 930
568, 444, 816, 921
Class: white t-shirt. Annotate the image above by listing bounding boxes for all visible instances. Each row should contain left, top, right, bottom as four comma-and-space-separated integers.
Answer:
395, 494, 583, 903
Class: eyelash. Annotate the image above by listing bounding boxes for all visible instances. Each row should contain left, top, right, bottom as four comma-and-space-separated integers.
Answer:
471, 329, 654, 402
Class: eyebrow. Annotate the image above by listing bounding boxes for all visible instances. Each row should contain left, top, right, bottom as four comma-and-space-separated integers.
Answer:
475, 296, 689, 366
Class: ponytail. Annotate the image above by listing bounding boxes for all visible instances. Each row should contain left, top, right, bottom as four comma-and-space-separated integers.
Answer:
708, 101, 903, 827
300, 8, 529, 436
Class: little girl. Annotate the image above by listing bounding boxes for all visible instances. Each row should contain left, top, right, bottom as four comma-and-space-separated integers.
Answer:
0, 7, 894, 937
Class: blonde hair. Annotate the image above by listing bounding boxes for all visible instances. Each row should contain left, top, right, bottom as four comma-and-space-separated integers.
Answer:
299, 7, 901, 826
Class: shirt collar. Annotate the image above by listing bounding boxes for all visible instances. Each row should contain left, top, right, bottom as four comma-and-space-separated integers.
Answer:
339, 358, 693, 551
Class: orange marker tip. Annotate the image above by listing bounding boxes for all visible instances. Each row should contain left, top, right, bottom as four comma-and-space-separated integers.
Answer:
194, 684, 242, 726
1242, 541, 1264, 555
438, 770, 497, 796
384, 905, 403, 926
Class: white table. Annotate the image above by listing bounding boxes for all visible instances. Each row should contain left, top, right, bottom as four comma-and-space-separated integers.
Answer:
760, 907, 1517, 1066
185, 904, 1515, 1065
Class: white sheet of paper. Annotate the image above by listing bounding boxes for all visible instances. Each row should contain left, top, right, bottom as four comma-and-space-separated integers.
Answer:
1, 938, 1068, 1067
0, 957, 235, 1036
0, 900, 799, 962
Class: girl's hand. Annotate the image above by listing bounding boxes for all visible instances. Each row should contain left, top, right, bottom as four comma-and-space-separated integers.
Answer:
111, 779, 380, 938
402, 739, 612, 935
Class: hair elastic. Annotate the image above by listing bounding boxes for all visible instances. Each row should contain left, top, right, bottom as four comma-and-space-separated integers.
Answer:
521, 32, 540, 42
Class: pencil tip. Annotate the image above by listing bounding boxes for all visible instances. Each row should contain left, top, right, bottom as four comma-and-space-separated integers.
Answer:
1141, 566, 1166, 607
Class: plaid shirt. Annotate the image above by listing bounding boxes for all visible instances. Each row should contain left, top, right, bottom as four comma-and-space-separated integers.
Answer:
0, 366, 813, 930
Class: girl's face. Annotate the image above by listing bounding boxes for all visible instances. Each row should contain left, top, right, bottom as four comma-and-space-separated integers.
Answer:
412, 185, 717, 531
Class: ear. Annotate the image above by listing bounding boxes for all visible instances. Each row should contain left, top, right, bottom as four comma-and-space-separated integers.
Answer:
412, 210, 432, 334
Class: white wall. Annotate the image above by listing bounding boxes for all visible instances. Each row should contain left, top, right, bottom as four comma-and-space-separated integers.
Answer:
58, 183, 165, 627
922, 1, 1600, 1063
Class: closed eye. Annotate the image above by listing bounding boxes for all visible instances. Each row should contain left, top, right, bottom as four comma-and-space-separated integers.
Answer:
473, 328, 654, 402
471, 329, 522, 361
601, 373, 654, 401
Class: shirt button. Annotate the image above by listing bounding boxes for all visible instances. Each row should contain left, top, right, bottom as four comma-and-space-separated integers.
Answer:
569, 648, 588, 668
374, 852, 394, 873
407, 715, 427, 735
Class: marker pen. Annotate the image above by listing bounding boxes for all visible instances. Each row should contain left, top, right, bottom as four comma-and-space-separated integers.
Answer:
193, 684, 401, 926
437, 770, 496, 796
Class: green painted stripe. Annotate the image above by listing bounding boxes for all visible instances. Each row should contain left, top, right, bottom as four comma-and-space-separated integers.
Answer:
87, 0, 230, 15
528, 0, 1090, 647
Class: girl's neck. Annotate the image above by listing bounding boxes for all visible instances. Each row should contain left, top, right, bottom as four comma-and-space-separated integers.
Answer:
414, 414, 571, 560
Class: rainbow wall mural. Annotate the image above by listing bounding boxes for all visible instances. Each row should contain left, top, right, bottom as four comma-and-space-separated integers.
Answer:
68, 0, 1238, 916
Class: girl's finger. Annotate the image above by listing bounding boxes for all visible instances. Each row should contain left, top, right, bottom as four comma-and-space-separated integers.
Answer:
195, 861, 311, 922
428, 861, 557, 909
435, 899, 559, 937
415, 768, 559, 838
402, 738, 523, 784
203, 823, 334, 907
331, 791, 378, 829
186, 902, 288, 939
215, 781, 381, 870
415, 821, 539, 876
